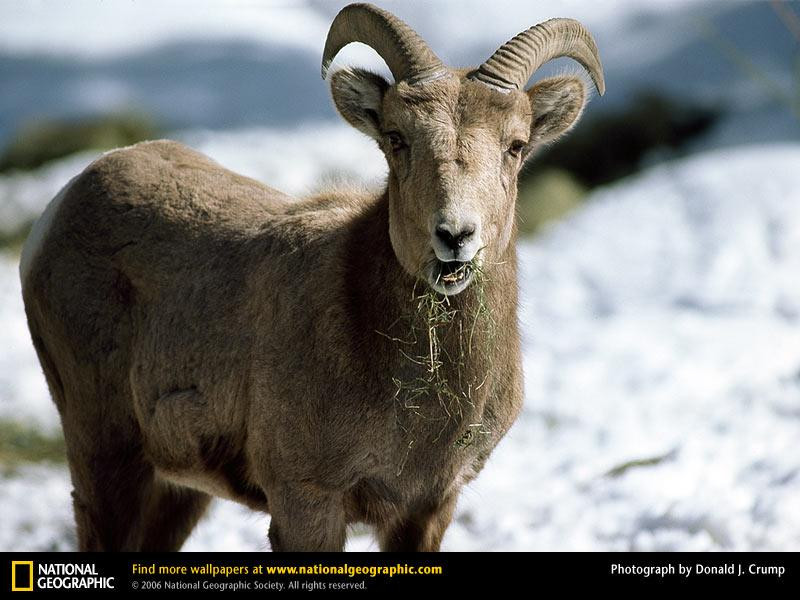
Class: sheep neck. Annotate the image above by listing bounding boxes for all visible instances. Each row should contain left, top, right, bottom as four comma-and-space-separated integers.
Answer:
346, 190, 519, 436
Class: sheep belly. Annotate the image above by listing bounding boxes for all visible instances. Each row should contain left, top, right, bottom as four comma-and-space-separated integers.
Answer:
145, 388, 269, 512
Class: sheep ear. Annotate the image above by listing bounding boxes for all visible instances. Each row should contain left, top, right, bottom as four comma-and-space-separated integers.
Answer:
330, 68, 390, 140
525, 75, 588, 148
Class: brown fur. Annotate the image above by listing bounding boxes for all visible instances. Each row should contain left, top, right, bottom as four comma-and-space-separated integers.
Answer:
21, 42, 592, 551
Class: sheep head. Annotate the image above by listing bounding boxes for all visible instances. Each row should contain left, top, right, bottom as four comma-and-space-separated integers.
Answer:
324, 3, 604, 295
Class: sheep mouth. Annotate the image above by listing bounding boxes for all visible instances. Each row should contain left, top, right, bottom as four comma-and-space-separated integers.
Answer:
427, 259, 474, 295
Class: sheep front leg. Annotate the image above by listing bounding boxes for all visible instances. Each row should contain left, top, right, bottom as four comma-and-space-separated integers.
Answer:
267, 483, 346, 552
378, 493, 458, 552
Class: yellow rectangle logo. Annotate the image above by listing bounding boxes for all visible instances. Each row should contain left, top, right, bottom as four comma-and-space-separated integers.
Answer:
11, 561, 33, 592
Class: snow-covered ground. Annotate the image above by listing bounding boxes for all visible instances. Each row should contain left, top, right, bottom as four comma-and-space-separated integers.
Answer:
455, 144, 800, 551
1, 140, 799, 551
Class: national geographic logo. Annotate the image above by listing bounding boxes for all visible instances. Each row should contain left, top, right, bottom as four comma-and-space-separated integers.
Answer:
10, 561, 115, 591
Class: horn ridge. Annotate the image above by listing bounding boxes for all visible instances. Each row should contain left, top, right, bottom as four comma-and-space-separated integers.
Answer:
321, 3, 447, 84
471, 18, 605, 96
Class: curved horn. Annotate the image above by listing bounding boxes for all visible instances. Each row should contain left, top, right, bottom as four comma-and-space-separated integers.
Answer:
321, 3, 447, 84
471, 18, 605, 95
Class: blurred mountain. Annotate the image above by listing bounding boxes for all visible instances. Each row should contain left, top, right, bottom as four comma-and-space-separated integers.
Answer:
0, 40, 330, 144
606, 1, 800, 147
0, 1, 797, 151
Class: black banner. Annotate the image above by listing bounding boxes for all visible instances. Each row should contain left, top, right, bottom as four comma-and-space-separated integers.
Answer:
1, 552, 797, 594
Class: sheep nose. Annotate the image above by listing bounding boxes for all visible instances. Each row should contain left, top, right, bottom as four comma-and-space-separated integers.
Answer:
435, 224, 475, 251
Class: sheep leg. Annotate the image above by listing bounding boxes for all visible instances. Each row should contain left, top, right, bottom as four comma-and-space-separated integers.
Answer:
68, 441, 154, 551
377, 493, 458, 552
266, 483, 346, 552
138, 481, 211, 551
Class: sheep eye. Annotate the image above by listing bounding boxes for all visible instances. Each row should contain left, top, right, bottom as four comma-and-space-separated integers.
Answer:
386, 131, 406, 152
507, 140, 527, 158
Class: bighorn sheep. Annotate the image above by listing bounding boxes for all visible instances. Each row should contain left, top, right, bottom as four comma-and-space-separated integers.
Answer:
20, 3, 603, 551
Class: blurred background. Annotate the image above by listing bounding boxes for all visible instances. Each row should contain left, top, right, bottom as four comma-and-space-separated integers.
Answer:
1, 0, 799, 551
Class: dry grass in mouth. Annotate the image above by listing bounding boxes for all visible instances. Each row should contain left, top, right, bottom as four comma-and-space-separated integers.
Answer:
438, 261, 471, 286
377, 256, 496, 475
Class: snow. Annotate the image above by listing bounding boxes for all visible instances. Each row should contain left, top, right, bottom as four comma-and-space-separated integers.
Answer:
0, 256, 59, 430
458, 144, 800, 550
2, 142, 799, 551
